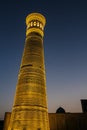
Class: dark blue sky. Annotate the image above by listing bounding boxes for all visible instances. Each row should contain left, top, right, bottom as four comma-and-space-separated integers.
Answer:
0, 0, 87, 119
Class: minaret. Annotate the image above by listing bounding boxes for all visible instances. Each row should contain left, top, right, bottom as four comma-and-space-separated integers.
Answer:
8, 13, 50, 130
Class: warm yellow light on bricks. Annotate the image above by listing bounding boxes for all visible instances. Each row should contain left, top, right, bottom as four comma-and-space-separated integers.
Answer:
8, 13, 50, 130
26, 13, 46, 37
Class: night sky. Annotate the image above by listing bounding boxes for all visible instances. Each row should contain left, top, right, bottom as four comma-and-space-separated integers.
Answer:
0, 0, 87, 119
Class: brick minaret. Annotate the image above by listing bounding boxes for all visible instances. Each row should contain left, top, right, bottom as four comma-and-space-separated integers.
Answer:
8, 13, 50, 130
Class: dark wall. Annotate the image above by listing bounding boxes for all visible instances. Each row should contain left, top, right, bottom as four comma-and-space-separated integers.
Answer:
81, 99, 87, 113
0, 120, 4, 130
49, 113, 87, 130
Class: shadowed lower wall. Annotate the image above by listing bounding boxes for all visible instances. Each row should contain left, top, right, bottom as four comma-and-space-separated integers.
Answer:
3, 112, 87, 130
49, 113, 87, 130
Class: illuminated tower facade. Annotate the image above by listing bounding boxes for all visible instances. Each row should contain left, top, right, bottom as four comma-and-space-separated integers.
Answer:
8, 13, 50, 130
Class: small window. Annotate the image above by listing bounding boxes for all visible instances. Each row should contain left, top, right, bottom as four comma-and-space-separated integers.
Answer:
30, 22, 33, 27
28, 64, 33, 66
37, 128, 41, 130
40, 23, 42, 28
40, 66, 41, 68
23, 128, 26, 130
34, 21, 36, 26
42, 26, 43, 30
37, 22, 40, 27
40, 23, 43, 30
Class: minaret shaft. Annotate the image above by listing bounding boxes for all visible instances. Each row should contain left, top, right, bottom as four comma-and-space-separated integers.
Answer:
8, 13, 50, 130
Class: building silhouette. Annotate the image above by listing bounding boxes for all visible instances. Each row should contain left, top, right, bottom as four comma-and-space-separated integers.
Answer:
0, 120, 4, 130
81, 99, 87, 113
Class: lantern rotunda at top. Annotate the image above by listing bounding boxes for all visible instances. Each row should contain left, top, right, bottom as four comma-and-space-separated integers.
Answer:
26, 13, 46, 37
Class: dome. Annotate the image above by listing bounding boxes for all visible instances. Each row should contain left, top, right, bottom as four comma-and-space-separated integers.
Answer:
56, 107, 65, 113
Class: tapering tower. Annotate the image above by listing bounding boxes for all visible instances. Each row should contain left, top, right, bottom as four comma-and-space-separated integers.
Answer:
8, 13, 50, 130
